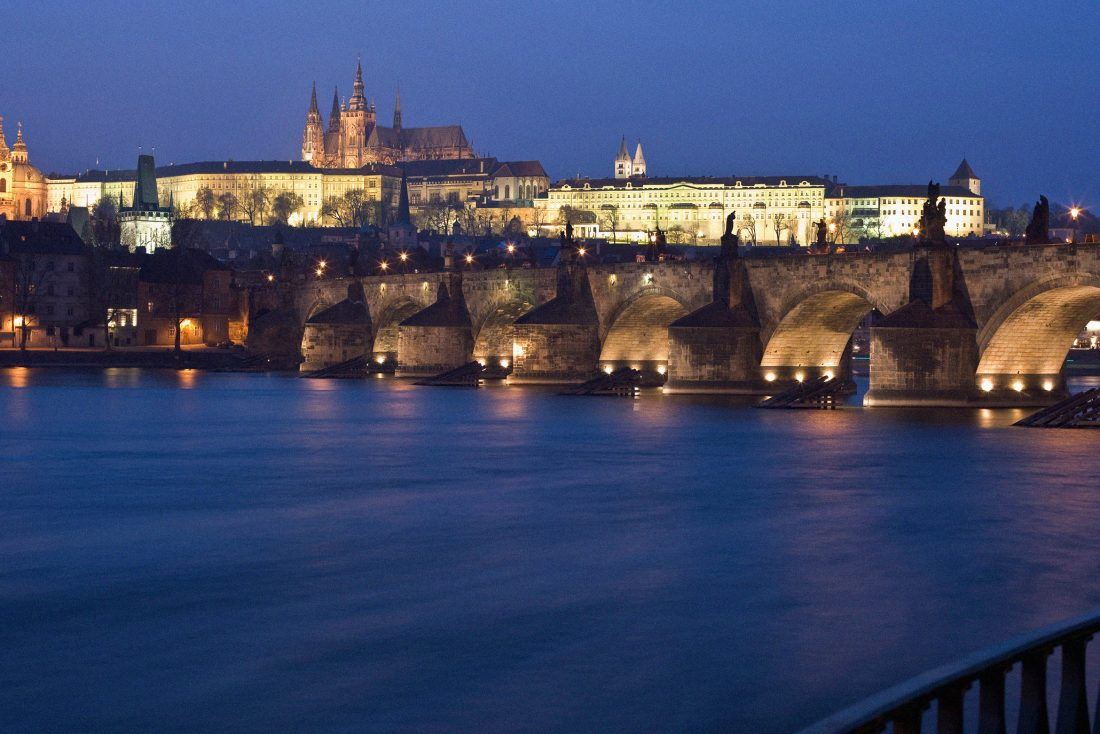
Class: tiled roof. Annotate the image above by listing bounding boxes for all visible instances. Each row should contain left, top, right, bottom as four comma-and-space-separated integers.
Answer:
493, 160, 548, 178
52, 160, 402, 182
950, 159, 978, 181
553, 175, 833, 189
0, 220, 89, 255
401, 157, 497, 178
832, 185, 980, 199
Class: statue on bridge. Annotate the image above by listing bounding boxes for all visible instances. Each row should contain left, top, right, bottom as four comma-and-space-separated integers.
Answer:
721, 212, 740, 257
918, 181, 948, 247
1025, 195, 1050, 245
815, 218, 828, 247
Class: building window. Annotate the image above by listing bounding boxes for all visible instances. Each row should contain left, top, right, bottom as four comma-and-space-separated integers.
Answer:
25, 199, 31, 216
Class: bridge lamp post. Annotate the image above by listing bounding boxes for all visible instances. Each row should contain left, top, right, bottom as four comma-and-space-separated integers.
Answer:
379, 261, 389, 273
506, 242, 516, 270
399, 251, 408, 274
1070, 207, 1081, 243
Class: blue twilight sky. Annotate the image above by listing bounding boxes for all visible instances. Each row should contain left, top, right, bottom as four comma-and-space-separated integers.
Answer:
5, 0, 1097, 208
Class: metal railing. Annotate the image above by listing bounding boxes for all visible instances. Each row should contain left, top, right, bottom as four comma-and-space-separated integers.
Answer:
797, 607, 1100, 734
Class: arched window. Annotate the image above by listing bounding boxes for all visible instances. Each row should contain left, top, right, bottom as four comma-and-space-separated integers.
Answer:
25, 198, 32, 216
0, 179, 6, 192
504, 185, 510, 200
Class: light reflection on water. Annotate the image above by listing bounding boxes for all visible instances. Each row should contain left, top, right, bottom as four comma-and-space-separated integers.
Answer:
0, 368, 1099, 733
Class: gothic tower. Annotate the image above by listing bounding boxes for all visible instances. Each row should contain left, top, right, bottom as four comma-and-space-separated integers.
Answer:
340, 59, 376, 167
301, 83, 324, 163
324, 88, 341, 167
393, 87, 402, 131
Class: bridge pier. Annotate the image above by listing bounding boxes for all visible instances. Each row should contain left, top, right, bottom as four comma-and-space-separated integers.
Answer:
509, 236, 601, 384
395, 273, 474, 377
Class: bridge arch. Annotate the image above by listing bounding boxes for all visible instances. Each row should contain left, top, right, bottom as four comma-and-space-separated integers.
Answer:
371, 297, 426, 360
975, 273, 1100, 391
473, 296, 536, 367
598, 287, 691, 372
761, 282, 883, 381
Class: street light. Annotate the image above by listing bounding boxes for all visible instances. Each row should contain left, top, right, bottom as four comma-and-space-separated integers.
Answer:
379, 261, 389, 272
1070, 206, 1081, 243
399, 252, 409, 262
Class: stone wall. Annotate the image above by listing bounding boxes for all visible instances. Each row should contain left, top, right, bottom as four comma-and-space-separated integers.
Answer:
301, 322, 370, 371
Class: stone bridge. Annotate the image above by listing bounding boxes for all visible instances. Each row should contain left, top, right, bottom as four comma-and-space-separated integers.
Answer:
265, 242, 1100, 406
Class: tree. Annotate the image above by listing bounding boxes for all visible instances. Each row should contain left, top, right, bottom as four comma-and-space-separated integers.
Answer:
216, 192, 239, 221
666, 225, 687, 245
528, 204, 551, 238
91, 196, 120, 247
600, 204, 621, 242
241, 184, 272, 225
320, 189, 371, 227
771, 212, 789, 247
272, 191, 305, 225
88, 248, 138, 351
195, 187, 216, 220
12, 256, 50, 351
737, 214, 758, 245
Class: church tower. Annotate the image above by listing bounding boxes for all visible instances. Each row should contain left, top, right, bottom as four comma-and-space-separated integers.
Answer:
301, 83, 324, 163
324, 88, 341, 167
949, 158, 980, 196
631, 141, 646, 178
614, 137, 631, 179
393, 87, 402, 131
341, 59, 368, 167
11, 122, 27, 165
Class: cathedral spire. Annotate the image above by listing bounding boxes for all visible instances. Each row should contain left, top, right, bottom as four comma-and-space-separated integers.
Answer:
328, 88, 341, 131
0, 116, 7, 156
350, 57, 366, 111
393, 87, 402, 130
308, 82, 319, 115
395, 167, 412, 226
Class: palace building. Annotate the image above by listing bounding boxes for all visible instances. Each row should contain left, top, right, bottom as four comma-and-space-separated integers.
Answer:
301, 61, 475, 168
0, 117, 48, 221
532, 144, 984, 245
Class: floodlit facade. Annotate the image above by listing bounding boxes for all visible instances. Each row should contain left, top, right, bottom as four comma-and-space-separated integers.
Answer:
0, 117, 48, 221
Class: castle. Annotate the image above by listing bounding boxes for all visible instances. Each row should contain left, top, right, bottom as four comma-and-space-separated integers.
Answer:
301, 60, 474, 168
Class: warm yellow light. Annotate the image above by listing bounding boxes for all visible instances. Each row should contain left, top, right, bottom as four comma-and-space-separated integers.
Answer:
318, 260, 327, 269
266, 274, 275, 282
399, 252, 408, 262
1042, 380, 1054, 391
465, 254, 474, 264
1012, 380, 1024, 392
499, 358, 510, 368
13, 316, 24, 328
315, 268, 323, 276
1070, 207, 1081, 220
506, 244, 515, 254
180, 318, 192, 328
980, 378, 994, 392
657, 365, 667, 375
476, 358, 486, 367
828, 223, 836, 233
823, 371, 834, 380
794, 371, 805, 382
577, 247, 587, 256
380, 261, 389, 271
764, 372, 776, 382
512, 342, 525, 358
375, 356, 386, 364
603, 365, 613, 375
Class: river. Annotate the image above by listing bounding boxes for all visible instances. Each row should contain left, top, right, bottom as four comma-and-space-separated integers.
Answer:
1, 369, 1099, 733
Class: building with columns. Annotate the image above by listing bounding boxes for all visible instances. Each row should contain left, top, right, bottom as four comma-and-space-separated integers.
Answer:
0, 117, 48, 221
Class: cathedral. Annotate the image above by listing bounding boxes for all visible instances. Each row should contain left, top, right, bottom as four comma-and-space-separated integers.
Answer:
0, 117, 48, 221
301, 61, 474, 168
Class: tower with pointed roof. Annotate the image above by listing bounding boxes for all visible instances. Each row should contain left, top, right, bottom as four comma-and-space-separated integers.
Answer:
118, 154, 171, 252
301, 83, 324, 163
949, 158, 980, 196
388, 168, 417, 249
614, 137, 631, 179
631, 141, 646, 178
393, 88, 402, 131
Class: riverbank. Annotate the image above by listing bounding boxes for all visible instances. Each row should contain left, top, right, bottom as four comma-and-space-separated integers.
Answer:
0, 347, 257, 371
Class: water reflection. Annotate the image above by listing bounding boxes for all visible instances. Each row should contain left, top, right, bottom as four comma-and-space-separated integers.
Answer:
2, 370, 1100, 734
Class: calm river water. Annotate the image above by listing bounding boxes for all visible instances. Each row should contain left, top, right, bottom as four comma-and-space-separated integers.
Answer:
1, 369, 1099, 733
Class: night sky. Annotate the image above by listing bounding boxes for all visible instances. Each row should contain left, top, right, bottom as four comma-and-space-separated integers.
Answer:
7, 0, 1097, 208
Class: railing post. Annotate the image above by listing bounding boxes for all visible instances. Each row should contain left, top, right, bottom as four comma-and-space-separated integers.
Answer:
1055, 636, 1091, 734
980, 668, 1009, 734
937, 683, 968, 734
893, 703, 925, 734
1018, 649, 1051, 734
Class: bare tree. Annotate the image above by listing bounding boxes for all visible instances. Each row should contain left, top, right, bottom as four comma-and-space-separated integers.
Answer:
737, 214, 758, 245
528, 204, 551, 238
12, 256, 50, 351
600, 204, 621, 243
771, 212, 789, 247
